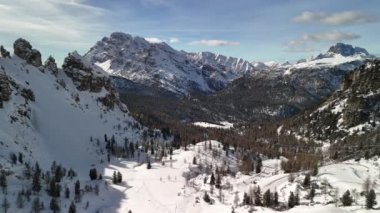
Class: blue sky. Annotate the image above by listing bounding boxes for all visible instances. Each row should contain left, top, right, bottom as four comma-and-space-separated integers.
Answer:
0, 0, 379, 64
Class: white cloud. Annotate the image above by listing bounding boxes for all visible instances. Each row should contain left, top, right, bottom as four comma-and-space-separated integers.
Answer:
140, 0, 173, 7
169, 37, 180, 43
145, 37, 165, 43
0, 0, 106, 44
292, 11, 326, 23
302, 31, 360, 42
190, 40, 240, 47
284, 31, 360, 52
283, 40, 316, 53
145, 37, 180, 44
293, 11, 377, 25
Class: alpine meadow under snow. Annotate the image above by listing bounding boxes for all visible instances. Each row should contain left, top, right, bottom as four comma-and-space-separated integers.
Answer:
0, 2, 380, 212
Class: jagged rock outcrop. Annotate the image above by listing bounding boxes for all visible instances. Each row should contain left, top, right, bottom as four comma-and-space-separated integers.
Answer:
62, 51, 124, 111
62, 51, 113, 93
0, 46, 10, 58
20, 88, 35, 102
98, 93, 117, 110
44, 56, 59, 76
328, 43, 369, 57
13, 38, 42, 67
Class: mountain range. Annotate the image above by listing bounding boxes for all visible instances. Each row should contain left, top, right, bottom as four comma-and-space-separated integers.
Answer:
0, 33, 379, 213
83, 32, 374, 124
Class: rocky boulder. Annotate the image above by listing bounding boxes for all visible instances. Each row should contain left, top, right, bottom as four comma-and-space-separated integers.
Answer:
0, 46, 10, 58
13, 38, 42, 67
44, 56, 59, 76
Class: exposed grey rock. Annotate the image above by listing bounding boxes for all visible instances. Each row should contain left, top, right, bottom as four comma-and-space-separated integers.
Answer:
44, 56, 59, 76
13, 38, 42, 67
328, 43, 369, 57
0, 46, 10, 58
62, 51, 118, 109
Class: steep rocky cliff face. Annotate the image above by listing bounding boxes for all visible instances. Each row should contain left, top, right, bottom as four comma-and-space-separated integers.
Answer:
62, 51, 123, 110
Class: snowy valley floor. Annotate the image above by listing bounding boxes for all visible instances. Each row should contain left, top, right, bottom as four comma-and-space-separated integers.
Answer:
97, 141, 380, 213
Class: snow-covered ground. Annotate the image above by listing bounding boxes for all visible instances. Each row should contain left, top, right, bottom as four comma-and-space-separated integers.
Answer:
193, 121, 234, 129
0, 42, 378, 213
94, 141, 380, 213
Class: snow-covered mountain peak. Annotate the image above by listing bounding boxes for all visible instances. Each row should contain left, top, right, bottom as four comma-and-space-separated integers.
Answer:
85, 32, 257, 96
281, 43, 374, 73
327, 42, 369, 57
86, 33, 377, 99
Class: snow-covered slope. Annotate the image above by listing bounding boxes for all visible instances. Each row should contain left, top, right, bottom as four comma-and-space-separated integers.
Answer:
0, 40, 147, 173
84, 32, 257, 96
100, 140, 379, 212
281, 43, 374, 74
0, 38, 178, 213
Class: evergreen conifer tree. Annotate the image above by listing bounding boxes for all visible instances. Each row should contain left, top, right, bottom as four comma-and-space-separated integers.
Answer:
69, 201, 76, 213
263, 189, 272, 207
243, 192, 251, 205
273, 191, 279, 206
366, 189, 377, 209
32, 197, 40, 213
254, 186, 263, 206
309, 186, 316, 202
117, 172, 123, 183
0, 171, 7, 194
210, 173, 215, 185
74, 180, 81, 203
256, 158, 262, 173
192, 157, 197, 165
112, 171, 118, 184
288, 192, 296, 208
216, 174, 221, 189
16, 192, 24, 208
32, 170, 41, 193
49, 198, 60, 213
65, 187, 70, 199
303, 173, 311, 188
203, 192, 211, 203
341, 190, 353, 206
2, 197, 10, 213
89, 168, 97, 181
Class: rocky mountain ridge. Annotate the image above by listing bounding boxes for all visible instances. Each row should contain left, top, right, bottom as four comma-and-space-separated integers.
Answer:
84, 32, 258, 96
87, 33, 374, 124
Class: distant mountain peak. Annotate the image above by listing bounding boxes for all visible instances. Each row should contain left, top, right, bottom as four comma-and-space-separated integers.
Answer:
327, 43, 369, 57
110, 32, 133, 40
85, 32, 257, 96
